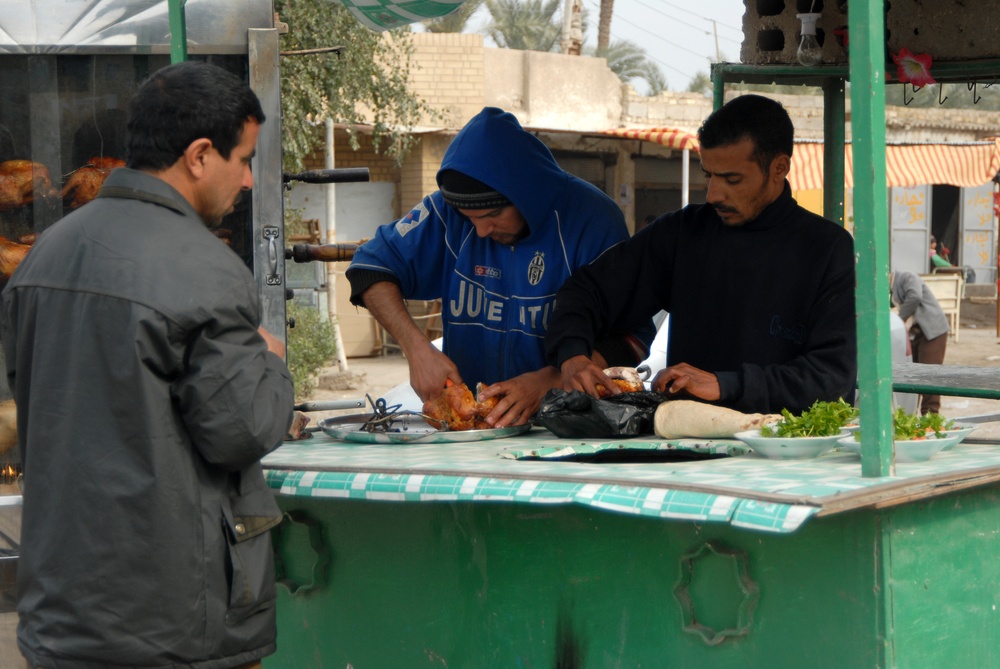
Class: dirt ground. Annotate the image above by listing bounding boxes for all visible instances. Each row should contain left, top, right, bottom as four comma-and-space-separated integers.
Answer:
302, 297, 1000, 435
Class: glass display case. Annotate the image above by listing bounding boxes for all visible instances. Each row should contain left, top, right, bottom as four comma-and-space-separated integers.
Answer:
0, 54, 257, 266
0, 2, 283, 656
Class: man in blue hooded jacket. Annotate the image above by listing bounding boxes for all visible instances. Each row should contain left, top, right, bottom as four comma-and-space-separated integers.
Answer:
348, 107, 652, 427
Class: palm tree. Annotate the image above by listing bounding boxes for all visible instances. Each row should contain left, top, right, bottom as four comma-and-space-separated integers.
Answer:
591, 39, 666, 95
645, 63, 668, 95
485, 0, 563, 51
597, 0, 614, 52
424, 0, 485, 33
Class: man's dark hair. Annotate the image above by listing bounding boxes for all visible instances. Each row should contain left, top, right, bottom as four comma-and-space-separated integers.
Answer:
697, 94, 793, 175
126, 61, 265, 171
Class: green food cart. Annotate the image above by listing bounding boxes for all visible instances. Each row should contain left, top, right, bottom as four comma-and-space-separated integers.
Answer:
258, 1, 1000, 666
263, 428, 1000, 667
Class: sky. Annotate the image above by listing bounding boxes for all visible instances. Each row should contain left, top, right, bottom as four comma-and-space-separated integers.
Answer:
447, 0, 749, 94
577, 0, 748, 92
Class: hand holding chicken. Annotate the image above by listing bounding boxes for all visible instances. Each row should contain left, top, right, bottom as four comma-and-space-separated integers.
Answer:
422, 381, 498, 431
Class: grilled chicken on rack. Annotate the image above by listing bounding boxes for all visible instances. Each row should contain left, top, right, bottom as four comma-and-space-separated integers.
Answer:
0, 160, 57, 211
61, 156, 125, 209
422, 382, 498, 431
0, 235, 32, 284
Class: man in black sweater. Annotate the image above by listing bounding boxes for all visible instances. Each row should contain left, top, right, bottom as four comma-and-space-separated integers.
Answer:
545, 94, 857, 415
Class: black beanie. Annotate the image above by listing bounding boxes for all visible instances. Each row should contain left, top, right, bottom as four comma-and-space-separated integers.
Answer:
438, 170, 512, 210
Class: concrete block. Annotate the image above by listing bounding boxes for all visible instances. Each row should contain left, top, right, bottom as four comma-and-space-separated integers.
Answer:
887, 0, 1000, 60
741, 1, 848, 65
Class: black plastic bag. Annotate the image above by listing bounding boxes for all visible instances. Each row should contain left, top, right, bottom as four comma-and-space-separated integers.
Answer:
535, 388, 670, 438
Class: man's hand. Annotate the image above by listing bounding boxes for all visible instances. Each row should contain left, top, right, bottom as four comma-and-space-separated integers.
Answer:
359, 282, 461, 401
477, 367, 561, 428
652, 362, 720, 401
258, 326, 286, 358
406, 340, 463, 402
559, 355, 621, 398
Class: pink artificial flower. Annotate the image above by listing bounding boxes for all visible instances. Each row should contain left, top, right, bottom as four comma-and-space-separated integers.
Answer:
892, 48, 936, 87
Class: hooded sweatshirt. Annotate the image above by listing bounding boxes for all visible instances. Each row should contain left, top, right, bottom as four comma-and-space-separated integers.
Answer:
348, 107, 650, 387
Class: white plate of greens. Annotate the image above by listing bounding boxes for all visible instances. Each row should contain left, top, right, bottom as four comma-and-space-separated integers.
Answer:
735, 399, 858, 460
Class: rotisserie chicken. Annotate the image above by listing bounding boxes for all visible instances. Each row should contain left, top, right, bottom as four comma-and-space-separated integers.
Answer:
0, 235, 32, 281
61, 156, 125, 209
422, 382, 499, 431
0, 160, 57, 211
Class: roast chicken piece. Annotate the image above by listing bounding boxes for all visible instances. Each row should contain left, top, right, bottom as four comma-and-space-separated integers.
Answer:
422, 382, 498, 431
0, 236, 32, 280
596, 366, 644, 398
61, 156, 125, 209
0, 160, 57, 211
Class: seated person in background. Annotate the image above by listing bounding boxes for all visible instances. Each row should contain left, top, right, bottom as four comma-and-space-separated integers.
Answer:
891, 270, 949, 415
930, 234, 953, 268
347, 107, 653, 427
545, 94, 857, 415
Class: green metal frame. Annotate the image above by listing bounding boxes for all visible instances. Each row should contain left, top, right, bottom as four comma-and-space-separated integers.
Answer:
167, 0, 188, 63
711, 18, 1000, 483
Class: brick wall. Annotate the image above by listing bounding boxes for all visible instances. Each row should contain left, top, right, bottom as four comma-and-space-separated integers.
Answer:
409, 32, 486, 128
622, 89, 828, 140
398, 133, 452, 213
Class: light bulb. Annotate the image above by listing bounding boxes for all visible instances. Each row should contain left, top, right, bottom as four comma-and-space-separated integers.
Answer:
796, 13, 823, 66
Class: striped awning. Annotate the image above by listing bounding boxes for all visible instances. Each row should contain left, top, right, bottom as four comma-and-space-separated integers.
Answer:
789, 139, 1000, 191
602, 127, 701, 152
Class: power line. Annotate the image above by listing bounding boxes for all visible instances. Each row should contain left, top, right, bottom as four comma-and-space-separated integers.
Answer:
581, 1, 704, 80
633, 0, 743, 35
587, 1, 717, 59
623, 0, 741, 46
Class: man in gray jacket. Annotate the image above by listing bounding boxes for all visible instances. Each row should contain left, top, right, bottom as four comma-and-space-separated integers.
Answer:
1, 62, 294, 669
891, 269, 950, 414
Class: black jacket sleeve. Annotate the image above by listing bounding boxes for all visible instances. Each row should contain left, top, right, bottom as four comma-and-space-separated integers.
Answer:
546, 223, 667, 368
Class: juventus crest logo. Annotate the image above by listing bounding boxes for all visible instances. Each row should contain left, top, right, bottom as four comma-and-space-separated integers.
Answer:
527, 251, 545, 286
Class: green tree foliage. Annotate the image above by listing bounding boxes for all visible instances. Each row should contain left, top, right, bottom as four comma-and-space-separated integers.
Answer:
424, 0, 485, 32
485, 0, 563, 51
275, 0, 438, 171
591, 40, 666, 95
644, 64, 668, 96
687, 71, 712, 95
286, 299, 338, 395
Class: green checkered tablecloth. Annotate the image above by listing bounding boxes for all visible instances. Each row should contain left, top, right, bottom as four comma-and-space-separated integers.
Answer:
334, 0, 470, 31
263, 428, 1000, 534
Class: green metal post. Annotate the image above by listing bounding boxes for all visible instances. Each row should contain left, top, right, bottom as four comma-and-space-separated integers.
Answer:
849, 0, 893, 480
168, 0, 188, 63
711, 63, 725, 111
849, 1, 894, 664
822, 79, 846, 226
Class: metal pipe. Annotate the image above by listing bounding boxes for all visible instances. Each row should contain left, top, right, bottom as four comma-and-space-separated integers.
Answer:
283, 168, 370, 185
286, 243, 359, 264
294, 399, 366, 412
325, 118, 350, 371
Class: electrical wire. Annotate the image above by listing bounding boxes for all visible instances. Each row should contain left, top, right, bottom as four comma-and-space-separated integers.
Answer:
633, 0, 743, 35
581, 0, 703, 79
